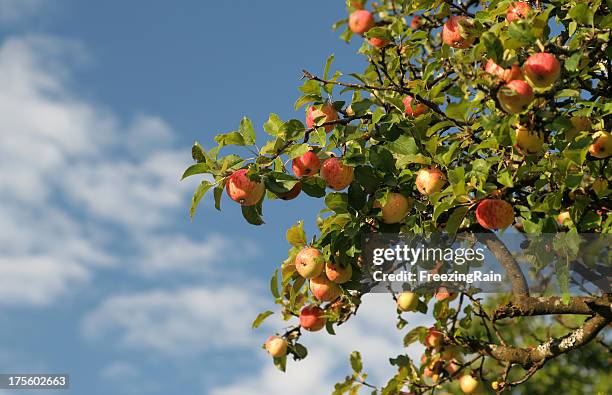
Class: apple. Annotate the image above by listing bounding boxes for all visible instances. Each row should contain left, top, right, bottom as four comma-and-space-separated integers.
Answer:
299, 305, 326, 331
506, 2, 531, 22
310, 274, 342, 302
524, 52, 561, 88
475, 199, 514, 230
435, 287, 457, 301
515, 124, 544, 154
557, 211, 571, 227
321, 157, 354, 190
416, 168, 447, 195
442, 16, 476, 49
325, 261, 353, 284
504, 64, 524, 81
264, 336, 287, 358
484, 59, 506, 79
306, 104, 339, 132
295, 247, 325, 279
226, 169, 265, 206
425, 327, 444, 349
403, 96, 429, 117
292, 151, 321, 177
374, 192, 413, 224
497, 80, 534, 114
349, 10, 375, 35
459, 375, 480, 394
278, 182, 301, 200
567, 115, 591, 140
368, 37, 389, 48
588, 131, 612, 158
397, 291, 418, 312
410, 15, 422, 29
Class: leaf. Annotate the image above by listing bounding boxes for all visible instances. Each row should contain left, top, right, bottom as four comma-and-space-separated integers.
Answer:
325, 192, 350, 214
251, 311, 273, 329
273, 355, 286, 372
286, 221, 307, 247
481, 32, 503, 63
242, 203, 265, 225
239, 117, 256, 145
191, 142, 206, 163
270, 269, 280, 299
301, 176, 327, 198
403, 326, 428, 346
182, 163, 209, 180
299, 80, 322, 97
213, 185, 223, 211
323, 53, 335, 80
264, 113, 284, 136
445, 206, 469, 235
215, 131, 245, 147
190, 180, 213, 219
292, 343, 308, 360
350, 351, 363, 373
286, 143, 310, 159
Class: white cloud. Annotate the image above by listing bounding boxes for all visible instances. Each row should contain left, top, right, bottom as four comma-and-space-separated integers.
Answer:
100, 361, 140, 381
81, 286, 266, 355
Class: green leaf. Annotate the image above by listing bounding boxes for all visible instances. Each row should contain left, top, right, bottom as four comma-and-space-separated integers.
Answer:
286, 221, 307, 247
191, 142, 206, 163
251, 311, 273, 329
350, 351, 362, 373
273, 355, 286, 372
214, 131, 245, 147
190, 180, 213, 219
286, 143, 310, 159
301, 176, 327, 197
264, 113, 284, 136
242, 202, 264, 225
239, 117, 256, 145
213, 185, 223, 211
292, 343, 308, 360
299, 80, 322, 97
481, 32, 503, 63
445, 206, 469, 235
182, 163, 209, 180
323, 54, 335, 80
270, 269, 280, 299
403, 326, 427, 346
325, 192, 349, 214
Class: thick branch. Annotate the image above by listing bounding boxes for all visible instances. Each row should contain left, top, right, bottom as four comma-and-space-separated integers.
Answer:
494, 294, 612, 320
481, 233, 530, 296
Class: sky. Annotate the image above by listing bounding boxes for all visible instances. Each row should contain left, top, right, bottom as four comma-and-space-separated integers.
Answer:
0, 1, 429, 394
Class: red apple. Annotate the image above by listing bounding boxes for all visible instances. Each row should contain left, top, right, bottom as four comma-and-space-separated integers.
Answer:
226, 169, 265, 206
299, 305, 326, 331
310, 274, 342, 302
403, 96, 429, 117
434, 287, 457, 301
264, 336, 287, 358
425, 327, 444, 349
306, 104, 339, 132
410, 15, 422, 29
295, 247, 325, 279
278, 182, 301, 200
504, 64, 524, 82
374, 192, 413, 224
442, 16, 475, 49
416, 168, 447, 196
349, 10, 375, 35
321, 157, 354, 190
588, 131, 612, 158
524, 52, 561, 88
497, 80, 534, 114
557, 211, 571, 227
368, 37, 390, 48
292, 151, 321, 177
325, 262, 353, 284
506, 2, 531, 22
484, 59, 506, 79
475, 199, 514, 230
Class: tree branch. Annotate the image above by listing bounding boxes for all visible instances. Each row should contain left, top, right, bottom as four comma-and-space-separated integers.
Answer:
494, 294, 612, 320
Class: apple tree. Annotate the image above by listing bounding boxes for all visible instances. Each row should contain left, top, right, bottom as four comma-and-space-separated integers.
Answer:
183, 0, 611, 393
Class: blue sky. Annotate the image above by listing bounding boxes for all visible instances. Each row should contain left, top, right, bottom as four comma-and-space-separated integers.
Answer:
0, 1, 432, 394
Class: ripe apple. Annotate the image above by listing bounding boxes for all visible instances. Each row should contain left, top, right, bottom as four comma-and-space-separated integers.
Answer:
485, 60, 524, 82
374, 192, 413, 224
497, 80, 534, 114
403, 96, 429, 117
306, 104, 339, 132
416, 168, 447, 195
299, 305, 326, 331
484, 59, 506, 79
325, 262, 353, 284
321, 157, 354, 190
588, 131, 612, 158
435, 287, 457, 302
410, 15, 422, 29
397, 291, 418, 312
442, 16, 475, 49
226, 169, 265, 206
506, 2, 531, 22
310, 274, 342, 302
567, 115, 591, 140
368, 37, 390, 48
349, 10, 375, 35
264, 336, 287, 358
515, 124, 544, 154
278, 182, 301, 200
295, 247, 325, 279
557, 211, 571, 227
292, 151, 321, 177
459, 375, 480, 394
524, 52, 561, 88
475, 199, 514, 230
425, 327, 444, 349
